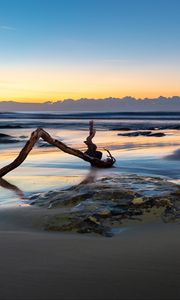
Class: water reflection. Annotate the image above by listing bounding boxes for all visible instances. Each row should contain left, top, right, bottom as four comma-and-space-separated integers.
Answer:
79, 168, 98, 184
0, 127, 179, 206
0, 178, 25, 200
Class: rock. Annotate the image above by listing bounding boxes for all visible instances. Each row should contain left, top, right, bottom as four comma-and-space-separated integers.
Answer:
118, 131, 165, 137
111, 127, 131, 131
149, 132, 165, 137
88, 216, 100, 225
31, 175, 180, 236
46, 213, 113, 237
0, 133, 20, 144
97, 209, 111, 218
38, 143, 55, 148
131, 197, 144, 205
0, 138, 20, 144
155, 198, 173, 207
77, 224, 113, 237
0, 133, 12, 138
110, 206, 128, 216
161, 206, 180, 223
118, 131, 151, 137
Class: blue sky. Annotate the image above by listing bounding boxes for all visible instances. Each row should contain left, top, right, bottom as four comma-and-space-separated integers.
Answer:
0, 0, 180, 101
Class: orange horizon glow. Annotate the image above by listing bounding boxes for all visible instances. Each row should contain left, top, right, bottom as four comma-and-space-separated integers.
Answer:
0, 0, 180, 104
0, 64, 179, 103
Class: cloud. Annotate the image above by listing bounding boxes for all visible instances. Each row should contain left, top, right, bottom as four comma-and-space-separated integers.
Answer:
0, 25, 16, 31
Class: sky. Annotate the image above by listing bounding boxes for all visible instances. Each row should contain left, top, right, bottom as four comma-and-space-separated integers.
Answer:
0, 0, 180, 102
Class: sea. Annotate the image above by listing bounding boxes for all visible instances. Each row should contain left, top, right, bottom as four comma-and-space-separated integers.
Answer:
0, 111, 180, 206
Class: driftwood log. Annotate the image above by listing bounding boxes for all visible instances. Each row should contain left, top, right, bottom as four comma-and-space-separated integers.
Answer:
0, 124, 116, 178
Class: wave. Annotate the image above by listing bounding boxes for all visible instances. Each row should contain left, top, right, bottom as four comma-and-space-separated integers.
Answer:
0, 111, 180, 120
0, 111, 180, 131
0, 121, 180, 130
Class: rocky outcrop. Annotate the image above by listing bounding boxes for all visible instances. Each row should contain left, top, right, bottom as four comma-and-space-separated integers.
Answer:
29, 175, 180, 236
118, 131, 165, 137
0, 133, 21, 144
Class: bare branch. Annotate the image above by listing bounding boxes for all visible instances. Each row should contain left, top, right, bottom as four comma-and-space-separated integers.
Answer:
0, 128, 115, 178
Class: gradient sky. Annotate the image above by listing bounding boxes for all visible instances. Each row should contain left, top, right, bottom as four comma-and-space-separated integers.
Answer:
0, 0, 180, 102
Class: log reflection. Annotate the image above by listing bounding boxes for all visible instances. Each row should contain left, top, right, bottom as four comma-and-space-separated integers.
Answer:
0, 178, 25, 200
79, 168, 98, 185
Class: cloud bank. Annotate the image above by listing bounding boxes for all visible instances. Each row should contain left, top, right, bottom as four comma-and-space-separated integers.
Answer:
0, 96, 180, 111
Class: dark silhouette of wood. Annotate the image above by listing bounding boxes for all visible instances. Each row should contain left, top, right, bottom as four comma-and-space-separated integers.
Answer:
84, 120, 103, 159
0, 126, 116, 178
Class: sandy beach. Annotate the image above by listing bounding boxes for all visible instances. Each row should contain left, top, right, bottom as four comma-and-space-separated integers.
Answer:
0, 206, 179, 300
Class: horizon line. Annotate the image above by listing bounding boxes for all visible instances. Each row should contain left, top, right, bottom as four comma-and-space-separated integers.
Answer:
0, 95, 180, 104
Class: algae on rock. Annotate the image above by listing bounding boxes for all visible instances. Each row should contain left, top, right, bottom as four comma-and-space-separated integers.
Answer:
30, 175, 180, 237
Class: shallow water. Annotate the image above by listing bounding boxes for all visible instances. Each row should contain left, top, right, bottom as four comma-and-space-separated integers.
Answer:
0, 112, 179, 206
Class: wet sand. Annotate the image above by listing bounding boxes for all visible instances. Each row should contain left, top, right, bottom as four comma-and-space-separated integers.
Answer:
0, 207, 180, 300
